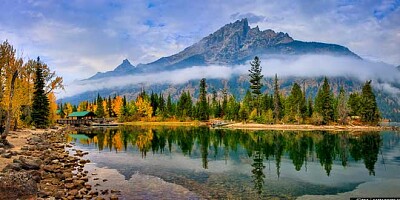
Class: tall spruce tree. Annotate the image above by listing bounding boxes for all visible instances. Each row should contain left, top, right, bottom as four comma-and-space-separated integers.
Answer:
273, 74, 281, 122
286, 83, 306, 123
197, 78, 209, 120
314, 77, 334, 124
337, 87, 349, 124
249, 56, 263, 96
360, 80, 380, 124
31, 57, 50, 128
249, 56, 263, 114
166, 94, 174, 116
348, 92, 361, 116
95, 94, 105, 118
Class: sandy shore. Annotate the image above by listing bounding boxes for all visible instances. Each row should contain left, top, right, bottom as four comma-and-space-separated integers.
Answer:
224, 123, 395, 132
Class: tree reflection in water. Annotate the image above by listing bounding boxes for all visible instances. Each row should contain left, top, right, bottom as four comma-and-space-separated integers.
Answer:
69, 126, 382, 194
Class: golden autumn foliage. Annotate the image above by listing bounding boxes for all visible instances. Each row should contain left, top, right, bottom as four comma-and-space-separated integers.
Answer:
136, 129, 153, 156
63, 103, 73, 116
78, 101, 89, 111
48, 92, 58, 124
0, 41, 63, 134
112, 96, 123, 117
135, 96, 153, 118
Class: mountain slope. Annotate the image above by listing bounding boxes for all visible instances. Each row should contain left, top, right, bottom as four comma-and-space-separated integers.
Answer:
88, 18, 359, 79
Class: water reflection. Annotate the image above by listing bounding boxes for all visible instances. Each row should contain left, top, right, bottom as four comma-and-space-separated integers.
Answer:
68, 126, 390, 196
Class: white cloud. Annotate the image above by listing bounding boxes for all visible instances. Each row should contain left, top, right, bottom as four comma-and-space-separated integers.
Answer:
58, 55, 400, 98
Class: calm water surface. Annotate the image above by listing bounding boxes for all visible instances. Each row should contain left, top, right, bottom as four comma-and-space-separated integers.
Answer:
67, 126, 400, 199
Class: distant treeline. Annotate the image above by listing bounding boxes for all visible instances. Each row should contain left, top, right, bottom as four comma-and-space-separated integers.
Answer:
62, 57, 380, 125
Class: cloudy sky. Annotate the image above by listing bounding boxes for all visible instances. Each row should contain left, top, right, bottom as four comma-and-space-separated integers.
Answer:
1, 0, 399, 85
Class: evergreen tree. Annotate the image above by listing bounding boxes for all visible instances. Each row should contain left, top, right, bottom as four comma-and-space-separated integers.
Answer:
226, 95, 239, 120
286, 83, 306, 123
249, 56, 263, 97
211, 88, 219, 118
360, 80, 380, 124
166, 94, 174, 117
121, 95, 128, 116
273, 74, 281, 122
248, 56, 263, 114
107, 96, 112, 117
314, 77, 334, 124
177, 91, 192, 119
158, 93, 165, 112
95, 94, 105, 118
221, 89, 228, 117
31, 57, 50, 128
348, 92, 361, 116
72, 105, 78, 112
150, 92, 159, 116
306, 96, 313, 118
197, 78, 209, 120
337, 87, 349, 124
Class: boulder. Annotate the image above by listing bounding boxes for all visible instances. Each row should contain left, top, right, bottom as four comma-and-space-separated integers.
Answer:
1, 152, 12, 158
20, 157, 41, 170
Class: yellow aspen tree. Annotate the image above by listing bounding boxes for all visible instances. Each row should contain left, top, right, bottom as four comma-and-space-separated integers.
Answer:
48, 92, 58, 124
135, 96, 153, 118
1, 41, 23, 143
64, 103, 73, 116
112, 96, 123, 117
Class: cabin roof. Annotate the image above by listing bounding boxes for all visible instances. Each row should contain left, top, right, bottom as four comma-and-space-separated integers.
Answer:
67, 111, 95, 117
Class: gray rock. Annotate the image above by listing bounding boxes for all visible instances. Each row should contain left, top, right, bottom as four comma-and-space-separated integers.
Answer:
2, 153, 12, 158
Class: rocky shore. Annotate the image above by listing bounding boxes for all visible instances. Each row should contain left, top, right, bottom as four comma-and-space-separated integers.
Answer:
0, 128, 117, 200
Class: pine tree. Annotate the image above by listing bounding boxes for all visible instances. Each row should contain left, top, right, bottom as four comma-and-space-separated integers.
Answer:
337, 87, 349, 124
273, 74, 281, 122
31, 57, 50, 128
249, 56, 263, 96
197, 78, 209, 120
166, 94, 174, 117
306, 96, 313, 118
360, 80, 380, 124
95, 94, 105, 118
221, 89, 228, 117
211, 88, 219, 118
314, 77, 334, 124
348, 92, 361, 116
248, 56, 263, 115
106, 96, 112, 117
286, 83, 306, 123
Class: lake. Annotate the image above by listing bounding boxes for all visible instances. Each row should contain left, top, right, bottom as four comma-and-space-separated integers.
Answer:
67, 126, 400, 199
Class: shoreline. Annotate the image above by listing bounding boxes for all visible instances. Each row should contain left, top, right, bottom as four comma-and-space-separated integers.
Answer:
224, 123, 397, 132
0, 128, 115, 199
121, 121, 398, 132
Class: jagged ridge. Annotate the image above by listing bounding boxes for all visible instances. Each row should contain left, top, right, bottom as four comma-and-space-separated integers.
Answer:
89, 18, 359, 79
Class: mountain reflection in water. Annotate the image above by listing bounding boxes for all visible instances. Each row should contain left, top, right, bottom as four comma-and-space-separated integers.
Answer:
67, 126, 400, 198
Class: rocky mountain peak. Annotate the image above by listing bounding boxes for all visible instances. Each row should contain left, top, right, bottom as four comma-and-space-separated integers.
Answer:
114, 59, 135, 72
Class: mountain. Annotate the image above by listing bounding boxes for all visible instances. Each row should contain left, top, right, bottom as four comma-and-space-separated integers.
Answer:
88, 59, 135, 80
63, 18, 400, 121
88, 18, 359, 79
